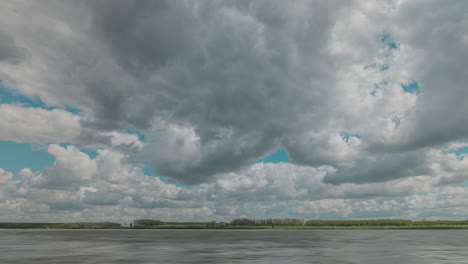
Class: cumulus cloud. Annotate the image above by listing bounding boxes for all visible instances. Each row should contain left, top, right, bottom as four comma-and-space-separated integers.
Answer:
2, 0, 356, 183
0, 104, 144, 151
0, 0, 467, 221
0, 104, 81, 143
1, 144, 468, 221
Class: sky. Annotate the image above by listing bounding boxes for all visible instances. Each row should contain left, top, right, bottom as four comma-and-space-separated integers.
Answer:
0, 0, 468, 223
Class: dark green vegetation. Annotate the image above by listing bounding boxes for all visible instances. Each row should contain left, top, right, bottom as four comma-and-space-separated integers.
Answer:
305, 219, 412, 226
130, 218, 468, 229
231, 218, 304, 226
0, 223, 59, 229
52, 222, 123, 229
302, 219, 468, 229
412, 220, 468, 226
0, 222, 123, 229
2, 219, 468, 229
133, 219, 228, 229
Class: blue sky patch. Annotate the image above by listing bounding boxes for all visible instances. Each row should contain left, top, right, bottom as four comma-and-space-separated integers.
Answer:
378, 32, 400, 56
79, 148, 99, 159
364, 63, 389, 72
371, 81, 388, 96
388, 42, 400, 51
0, 81, 52, 110
0, 140, 54, 179
371, 83, 379, 96
401, 81, 420, 94
340, 131, 362, 143
444, 146, 468, 160
380, 64, 390, 71
364, 63, 377, 70
123, 129, 146, 142
0, 80, 82, 114
256, 149, 289, 163
143, 166, 156, 177
63, 105, 83, 115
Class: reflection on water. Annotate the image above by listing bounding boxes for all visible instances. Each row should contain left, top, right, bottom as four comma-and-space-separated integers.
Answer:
0, 230, 467, 263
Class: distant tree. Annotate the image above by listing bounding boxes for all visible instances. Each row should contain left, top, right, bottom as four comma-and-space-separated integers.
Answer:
206, 221, 217, 229
133, 219, 164, 227
231, 218, 304, 226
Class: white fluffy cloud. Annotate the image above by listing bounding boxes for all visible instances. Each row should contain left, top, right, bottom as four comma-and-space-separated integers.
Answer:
0, 104, 144, 152
1, 143, 468, 221
0, 104, 81, 143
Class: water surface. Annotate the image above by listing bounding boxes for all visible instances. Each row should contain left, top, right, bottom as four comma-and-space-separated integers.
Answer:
0, 230, 467, 263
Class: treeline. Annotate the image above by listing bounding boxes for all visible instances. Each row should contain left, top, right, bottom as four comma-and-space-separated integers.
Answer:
0, 222, 123, 229
3, 219, 468, 229
132, 218, 305, 229
133, 219, 209, 229
133, 219, 164, 227
52, 222, 123, 229
305, 219, 468, 226
0, 223, 57, 229
305, 219, 412, 226
231, 218, 305, 226
412, 220, 468, 226
133, 218, 468, 229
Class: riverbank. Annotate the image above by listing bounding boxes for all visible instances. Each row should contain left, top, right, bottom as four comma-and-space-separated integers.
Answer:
2, 224, 468, 229
2, 219, 468, 229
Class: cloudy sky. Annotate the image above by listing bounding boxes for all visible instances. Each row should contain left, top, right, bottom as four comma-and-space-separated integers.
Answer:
0, 0, 468, 223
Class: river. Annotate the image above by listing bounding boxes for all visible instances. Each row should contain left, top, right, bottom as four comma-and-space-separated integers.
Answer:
1, 230, 467, 263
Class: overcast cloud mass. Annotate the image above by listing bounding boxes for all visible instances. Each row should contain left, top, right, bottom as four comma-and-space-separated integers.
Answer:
0, 0, 468, 223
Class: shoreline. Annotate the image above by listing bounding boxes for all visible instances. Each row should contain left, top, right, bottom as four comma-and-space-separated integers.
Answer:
3, 219, 468, 230
2, 225, 468, 230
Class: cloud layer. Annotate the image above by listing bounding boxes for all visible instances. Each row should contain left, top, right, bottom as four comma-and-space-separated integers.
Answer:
0, 0, 468, 222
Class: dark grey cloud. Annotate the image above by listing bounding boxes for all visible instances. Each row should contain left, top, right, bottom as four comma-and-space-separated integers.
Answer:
74, 0, 348, 184
366, 0, 468, 152
1, 0, 468, 188
323, 151, 433, 185
88, 0, 192, 74
0, 30, 24, 64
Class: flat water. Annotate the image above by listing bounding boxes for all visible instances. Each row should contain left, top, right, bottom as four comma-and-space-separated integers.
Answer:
0, 230, 467, 263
